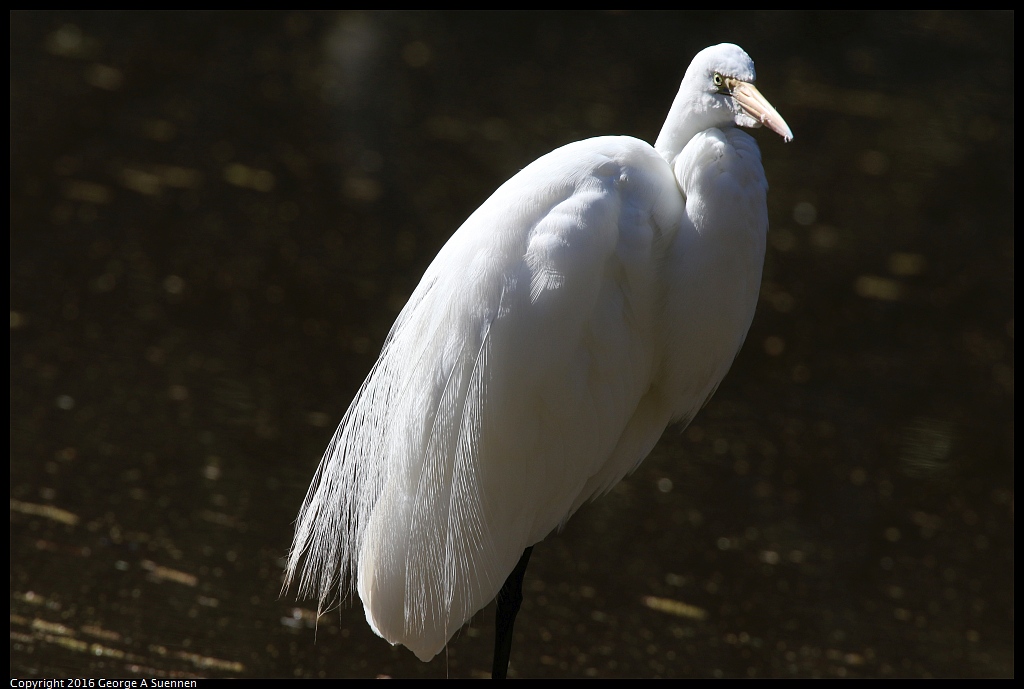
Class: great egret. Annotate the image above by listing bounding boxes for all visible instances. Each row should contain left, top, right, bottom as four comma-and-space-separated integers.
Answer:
286, 43, 792, 677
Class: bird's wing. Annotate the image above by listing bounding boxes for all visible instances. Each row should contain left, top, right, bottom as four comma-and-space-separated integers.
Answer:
286, 136, 685, 660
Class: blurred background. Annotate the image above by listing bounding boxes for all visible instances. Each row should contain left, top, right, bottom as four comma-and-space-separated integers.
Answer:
10, 11, 1012, 678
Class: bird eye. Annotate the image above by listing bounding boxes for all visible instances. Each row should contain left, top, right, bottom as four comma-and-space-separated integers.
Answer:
713, 73, 724, 87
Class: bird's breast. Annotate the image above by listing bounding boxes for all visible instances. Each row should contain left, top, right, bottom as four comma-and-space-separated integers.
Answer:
658, 126, 768, 421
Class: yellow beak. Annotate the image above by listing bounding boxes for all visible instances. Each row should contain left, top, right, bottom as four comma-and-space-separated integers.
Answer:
727, 78, 793, 142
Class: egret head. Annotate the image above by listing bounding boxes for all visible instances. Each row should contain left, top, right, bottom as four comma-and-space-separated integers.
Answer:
688, 43, 793, 142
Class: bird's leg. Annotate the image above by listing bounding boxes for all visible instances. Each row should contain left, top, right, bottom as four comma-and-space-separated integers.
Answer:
492, 546, 534, 679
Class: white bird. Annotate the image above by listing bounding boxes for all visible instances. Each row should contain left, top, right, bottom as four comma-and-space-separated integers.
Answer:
285, 42, 792, 677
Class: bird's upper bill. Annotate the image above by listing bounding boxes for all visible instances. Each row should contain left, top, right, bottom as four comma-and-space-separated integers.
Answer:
728, 78, 793, 143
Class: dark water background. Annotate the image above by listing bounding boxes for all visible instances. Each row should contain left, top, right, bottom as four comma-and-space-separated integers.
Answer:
10, 11, 1013, 678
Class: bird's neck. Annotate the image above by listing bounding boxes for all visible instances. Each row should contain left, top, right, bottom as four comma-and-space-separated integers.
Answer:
654, 91, 720, 168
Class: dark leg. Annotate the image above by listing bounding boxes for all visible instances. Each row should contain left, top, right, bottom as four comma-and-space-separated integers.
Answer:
492, 546, 534, 679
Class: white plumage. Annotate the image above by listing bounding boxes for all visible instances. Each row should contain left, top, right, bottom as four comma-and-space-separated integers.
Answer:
286, 43, 792, 664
